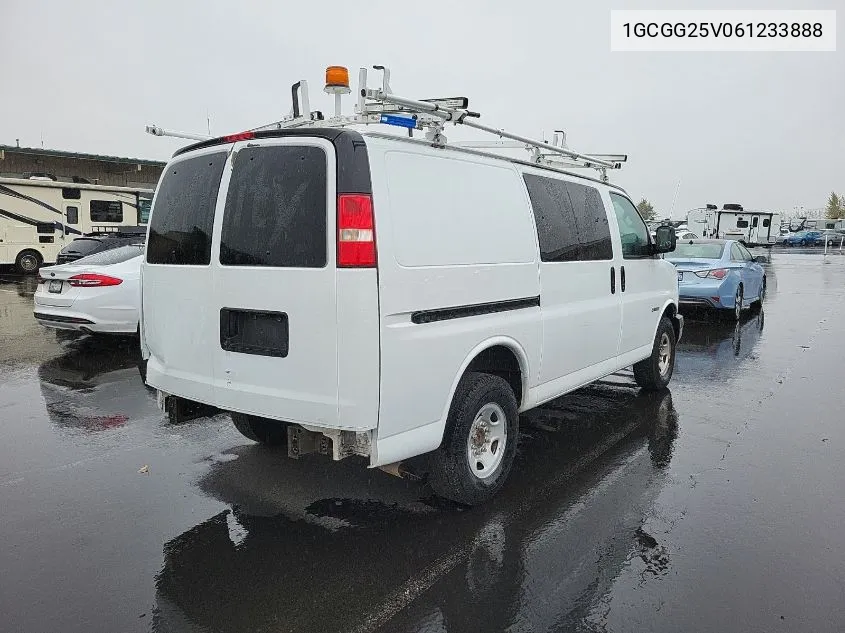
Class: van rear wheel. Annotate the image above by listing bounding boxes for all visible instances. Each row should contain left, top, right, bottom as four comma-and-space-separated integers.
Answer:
230, 413, 288, 446
633, 317, 676, 391
428, 372, 519, 506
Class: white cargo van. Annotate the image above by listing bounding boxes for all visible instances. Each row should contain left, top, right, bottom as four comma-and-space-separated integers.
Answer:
141, 70, 681, 504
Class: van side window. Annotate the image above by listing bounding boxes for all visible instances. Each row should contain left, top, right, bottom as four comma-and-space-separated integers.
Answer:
90, 200, 123, 222
566, 181, 613, 260
762, 218, 770, 227
523, 175, 612, 261
736, 218, 749, 228
147, 152, 228, 265
609, 193, 651, 258
523, 174, 579, 262
62, 187, 81, 200
220, 146, 327, 268
752, 217, 759, 227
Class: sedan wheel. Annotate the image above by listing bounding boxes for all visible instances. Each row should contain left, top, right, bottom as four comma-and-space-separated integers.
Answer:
733, 286, 743, 321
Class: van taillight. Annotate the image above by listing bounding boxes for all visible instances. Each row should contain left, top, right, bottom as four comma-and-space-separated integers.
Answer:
337, 194, 376, 268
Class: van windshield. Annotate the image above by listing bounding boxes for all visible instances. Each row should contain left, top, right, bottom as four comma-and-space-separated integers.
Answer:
668, 242, 725, 259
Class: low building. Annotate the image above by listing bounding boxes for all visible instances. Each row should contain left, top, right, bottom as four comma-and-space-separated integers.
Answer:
0, 143, 164, 189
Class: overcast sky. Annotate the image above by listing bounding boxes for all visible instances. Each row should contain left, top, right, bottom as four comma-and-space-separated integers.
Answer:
2, 0, 842, 217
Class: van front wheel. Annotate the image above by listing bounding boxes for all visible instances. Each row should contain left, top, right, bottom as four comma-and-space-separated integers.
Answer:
230, 413, 288, 446
429, 372, 519, 506
633, 317, 676, 391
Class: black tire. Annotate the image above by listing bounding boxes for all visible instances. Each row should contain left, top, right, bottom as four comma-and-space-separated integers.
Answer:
428, 372, 519, 506
633, 317, 676, 391
15, 249, 42, 275
230, 412, 288, 446
731, 285, 744, 322
754, 277, 766, 309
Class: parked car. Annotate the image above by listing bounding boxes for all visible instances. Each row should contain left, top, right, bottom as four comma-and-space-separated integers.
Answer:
651, 228, 696, 241
55, 227, 147, 264
141, 125, 682, 505
34, 244, 142, 334
665, 239, 766, 320
782, 230, 823, 247
815, 229, 842, 247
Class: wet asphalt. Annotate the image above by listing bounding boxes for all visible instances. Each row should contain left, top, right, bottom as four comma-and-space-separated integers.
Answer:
1, 251, 844, 633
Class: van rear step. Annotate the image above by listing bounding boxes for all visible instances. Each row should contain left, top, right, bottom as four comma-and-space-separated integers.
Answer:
288, 426, 332, 459
161, 394, 220, 423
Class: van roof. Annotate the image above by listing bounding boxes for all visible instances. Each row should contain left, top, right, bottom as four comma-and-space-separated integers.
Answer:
174, 128, 627, 193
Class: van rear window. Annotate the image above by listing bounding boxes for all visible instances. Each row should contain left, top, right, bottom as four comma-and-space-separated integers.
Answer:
220, 145, 327, 268
147, 152, 227, 265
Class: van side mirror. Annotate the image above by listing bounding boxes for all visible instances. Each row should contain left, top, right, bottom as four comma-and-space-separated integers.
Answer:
653, 225, 676, 254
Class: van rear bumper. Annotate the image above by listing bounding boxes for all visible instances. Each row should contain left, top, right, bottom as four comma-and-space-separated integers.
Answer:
147, 355, 376, 432
156, 389, 375, 461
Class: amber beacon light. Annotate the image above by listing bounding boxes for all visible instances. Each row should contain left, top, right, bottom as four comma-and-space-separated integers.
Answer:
325, 66, 351, 91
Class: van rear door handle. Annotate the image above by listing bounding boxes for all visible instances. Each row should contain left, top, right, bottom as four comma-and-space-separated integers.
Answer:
610, 266, 616, 294
621, 266, 626, 292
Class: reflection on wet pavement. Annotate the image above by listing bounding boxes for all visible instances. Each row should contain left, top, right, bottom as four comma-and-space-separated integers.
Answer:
152, 388, 677, 633
1, 254, 844, 633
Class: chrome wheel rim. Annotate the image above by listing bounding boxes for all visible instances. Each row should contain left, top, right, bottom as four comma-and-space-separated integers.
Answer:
20, 254, 38, 272
466, 403, 507, 479
657, 332, 672, 377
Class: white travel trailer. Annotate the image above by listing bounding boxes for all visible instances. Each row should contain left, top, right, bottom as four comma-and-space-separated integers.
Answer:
687, 204, 780, 245
0, 177, 153, 272
687, 205, 718, 238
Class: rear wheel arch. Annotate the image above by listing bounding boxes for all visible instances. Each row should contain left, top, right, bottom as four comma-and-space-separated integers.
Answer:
440, 338, 529, 433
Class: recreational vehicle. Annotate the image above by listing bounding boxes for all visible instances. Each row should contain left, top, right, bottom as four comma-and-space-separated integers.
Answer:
0, 177, 153, 272
686, 204, 780, 246
687, 205, 718, 238
800, 218, 845, 232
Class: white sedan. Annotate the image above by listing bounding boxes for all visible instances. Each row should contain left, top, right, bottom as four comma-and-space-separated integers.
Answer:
34, 245, 143, 335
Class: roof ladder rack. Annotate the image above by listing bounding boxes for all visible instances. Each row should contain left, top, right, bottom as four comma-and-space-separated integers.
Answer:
146, 65, 627, 181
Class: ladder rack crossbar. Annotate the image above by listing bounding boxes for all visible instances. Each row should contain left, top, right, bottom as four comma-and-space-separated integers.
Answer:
145, 65, 626, 180
363, 89, 618, 170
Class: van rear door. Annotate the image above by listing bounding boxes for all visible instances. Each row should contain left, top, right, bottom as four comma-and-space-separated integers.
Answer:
211, 137, 340, 427
143, 145, 230, 405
